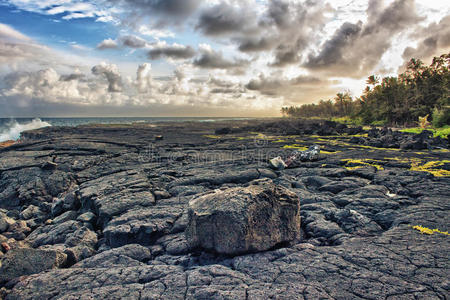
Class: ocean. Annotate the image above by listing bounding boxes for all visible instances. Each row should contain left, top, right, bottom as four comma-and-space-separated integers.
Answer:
0, 117, 252, 142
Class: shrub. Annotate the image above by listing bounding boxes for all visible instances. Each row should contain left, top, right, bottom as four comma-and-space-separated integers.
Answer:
432, 108, 450, 128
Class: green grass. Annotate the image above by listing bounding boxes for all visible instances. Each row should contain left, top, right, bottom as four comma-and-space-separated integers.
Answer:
400, 126, 450, 139
370, 120, 387, 126
331, 116, 363, 126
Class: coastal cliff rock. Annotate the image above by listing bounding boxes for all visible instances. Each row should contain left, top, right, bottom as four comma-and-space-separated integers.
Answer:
186, 183, 300, 255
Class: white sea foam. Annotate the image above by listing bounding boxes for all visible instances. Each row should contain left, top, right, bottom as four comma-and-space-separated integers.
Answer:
0, 119, 51, 142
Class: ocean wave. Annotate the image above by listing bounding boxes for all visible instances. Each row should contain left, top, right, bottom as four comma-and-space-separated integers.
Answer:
0, 118, 51, 142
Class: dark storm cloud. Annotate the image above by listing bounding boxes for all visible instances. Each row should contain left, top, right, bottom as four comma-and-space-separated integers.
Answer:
245, 73, 333, 100
121, 35, 147, 48
238, 0, 328, 67
270, 43, 303, 67
401, 15, 450, 67
143, 0, 201, 16
304, 0, 423, 77
363, 0, 422, 34
237, 37, 275, 52
193, 49, 249, 69
59, 73, 85, 81
196, 2, 255, 36
246, 74, 322, 92
107, 0, 201, 17
193, 0, 329, 70
147, 45, 196, 60
305, 22, 362, 68
97, 35, 148, 50
267, 0, 291, 29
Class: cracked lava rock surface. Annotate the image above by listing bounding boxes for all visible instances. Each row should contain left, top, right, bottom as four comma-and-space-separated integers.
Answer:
0, 119, 448, 299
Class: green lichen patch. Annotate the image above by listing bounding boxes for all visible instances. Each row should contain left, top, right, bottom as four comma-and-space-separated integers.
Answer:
410, 160, 450, 177
412, 225, 449, 236
341, 159, 384, 170
203, 135, 222, 139
282, 144, 308, 151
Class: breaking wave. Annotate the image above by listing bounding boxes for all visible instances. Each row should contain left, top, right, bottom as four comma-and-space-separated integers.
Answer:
0, 118, 51, 142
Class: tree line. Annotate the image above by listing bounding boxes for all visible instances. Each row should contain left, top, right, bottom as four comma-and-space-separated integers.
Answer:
281, 53, 449, 127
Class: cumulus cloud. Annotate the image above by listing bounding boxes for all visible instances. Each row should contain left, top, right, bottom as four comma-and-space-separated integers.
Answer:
136, 63, 153, 93
96, 38, 118, 50
2, 68, 87, 103
147, 43, 196, 60
91, 63, 123, 92
97, 35, 148, 50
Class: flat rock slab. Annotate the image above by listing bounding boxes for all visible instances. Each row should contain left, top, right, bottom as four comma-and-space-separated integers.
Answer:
186, 183, 300, 255
0, 248, 67, 283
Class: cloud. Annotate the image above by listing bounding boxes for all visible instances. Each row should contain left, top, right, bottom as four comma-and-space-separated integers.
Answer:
304, 21, 363, 68
237, 37, 276, 53
128, 0, 201, 16
193, 45, 249, 69
246, 73, 322, 92
136, 63, 153, 93
120, 35, 147, 48
6, 0, 108, 21
147, 43, 196, 60
0, 62, 296, 117
196, 2, 257, 36
235, 0, 329, 68
2, 0, 449, 117
91, 63, 123, 92
97, 35, 148, 50
0, 23, 68, 70
208, 77, 235, 88
401, 15, 450, 66
0, 23, 32, 42
138, 25, 174, 38
60, 73, 85, 81
304, 0, 424, 77
245, 72, 337, 103
96, 38, 119, 50
2, 68, 88, 103
104, 0, 201, 26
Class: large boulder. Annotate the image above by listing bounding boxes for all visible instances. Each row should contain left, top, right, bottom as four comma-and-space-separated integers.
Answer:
185, 182, 300, 255
0, 248, 67, 283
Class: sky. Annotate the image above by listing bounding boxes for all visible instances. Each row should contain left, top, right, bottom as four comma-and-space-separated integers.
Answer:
0, 0, 448, 117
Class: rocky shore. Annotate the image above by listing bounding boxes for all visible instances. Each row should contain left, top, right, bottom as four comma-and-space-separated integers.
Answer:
0, 119, 448, 299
